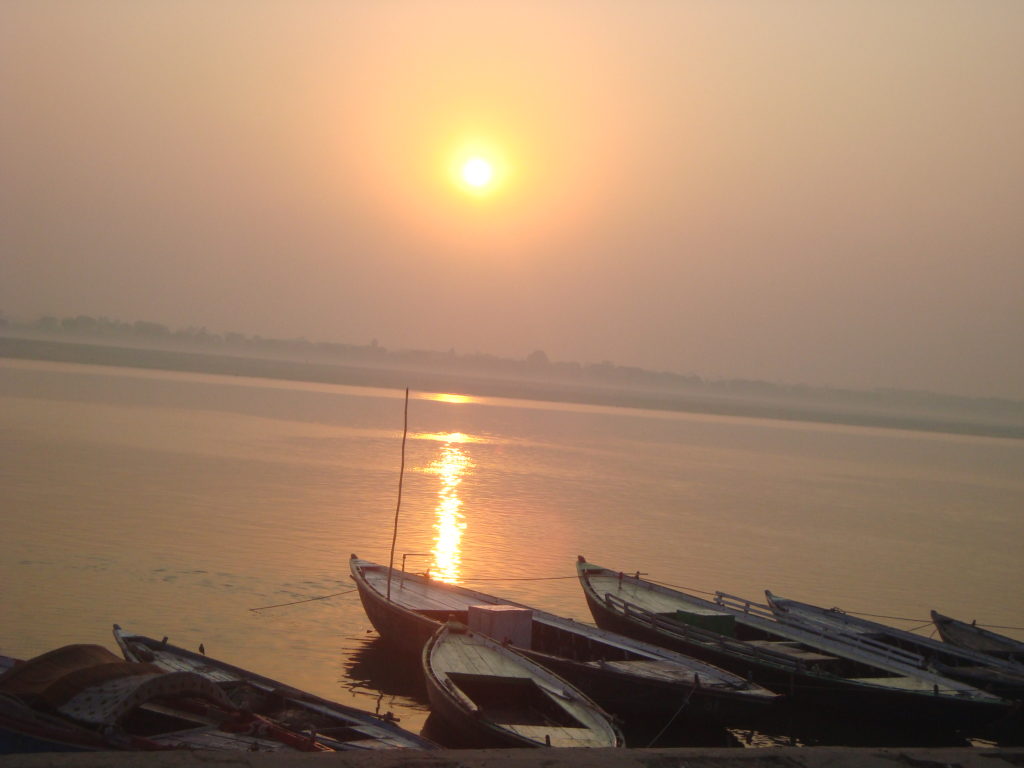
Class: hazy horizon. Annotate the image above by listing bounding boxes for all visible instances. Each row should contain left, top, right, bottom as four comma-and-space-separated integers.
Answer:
3, 2, 1022, 400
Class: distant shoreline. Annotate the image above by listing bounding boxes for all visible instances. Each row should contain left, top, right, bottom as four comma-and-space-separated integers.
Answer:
2, 334, 1021, 440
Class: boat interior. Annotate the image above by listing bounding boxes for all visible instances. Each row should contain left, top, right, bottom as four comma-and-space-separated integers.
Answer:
447, 673, 585, 728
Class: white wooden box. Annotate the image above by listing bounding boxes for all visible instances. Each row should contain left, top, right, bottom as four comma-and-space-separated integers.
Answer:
467, 604, 533, 649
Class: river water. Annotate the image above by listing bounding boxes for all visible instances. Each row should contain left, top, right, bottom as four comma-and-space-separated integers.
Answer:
1, 358, 1022, 746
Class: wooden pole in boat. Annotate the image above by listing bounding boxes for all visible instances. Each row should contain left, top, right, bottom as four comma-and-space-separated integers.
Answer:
386, 387, 410, 601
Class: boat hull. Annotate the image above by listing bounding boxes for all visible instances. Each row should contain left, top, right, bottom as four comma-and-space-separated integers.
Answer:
0, 697, 103, 755
350, 556, 778, 726
0, 729, 95, 754
421, 623, 622, 749
0, 645, 332, 754
766, 595, 1024, 701
112, 626, 438, 751
932, 612, 1024, 664
577, 562, 1013, 732
351, 566, 442, 655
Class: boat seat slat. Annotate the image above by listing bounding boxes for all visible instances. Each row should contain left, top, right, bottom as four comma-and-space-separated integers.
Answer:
745, 640, 838, 663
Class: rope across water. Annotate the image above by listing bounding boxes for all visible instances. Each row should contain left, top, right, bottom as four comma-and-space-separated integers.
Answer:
248, 572, 1024, 631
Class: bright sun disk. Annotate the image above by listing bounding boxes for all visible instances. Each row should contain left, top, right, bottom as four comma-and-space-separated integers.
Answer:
461, 156, 493, 188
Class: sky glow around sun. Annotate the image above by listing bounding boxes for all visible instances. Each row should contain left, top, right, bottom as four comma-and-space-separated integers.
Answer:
3, 3, 1022, 398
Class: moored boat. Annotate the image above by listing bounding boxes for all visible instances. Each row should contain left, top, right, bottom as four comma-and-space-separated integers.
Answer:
112, 624, 437, 750
422, 621, 623, 748
0, 644, 333, 754
576, 557, 1014, 731
931, 611, 1024, 664
765, 594, 1024, 700
349, 554, 780, 724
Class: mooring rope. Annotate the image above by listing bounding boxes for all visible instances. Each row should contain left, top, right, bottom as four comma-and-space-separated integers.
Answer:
249, 588, 356, 612
813, 611, 1024, 632
459, 575, 579, 582
646, 681, 696, 747
247, 573, 1024, 633
644, 577, 720, 598
248, 574, 577, 613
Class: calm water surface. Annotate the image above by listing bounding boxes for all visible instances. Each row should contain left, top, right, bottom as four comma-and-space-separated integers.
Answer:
2, 359, 1022, 744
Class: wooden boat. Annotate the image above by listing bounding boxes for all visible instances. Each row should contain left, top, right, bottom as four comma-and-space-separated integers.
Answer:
112, 625, 436, 750
932, 611, 1024, 663
349, 554, 780, 724
0, 644, 333, 753
576, 557, 1014, 730
765, 593, 1024, 700
422, 621, 622, 748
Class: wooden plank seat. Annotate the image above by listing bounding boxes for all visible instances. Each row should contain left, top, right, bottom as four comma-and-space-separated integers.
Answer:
506, 724, 607, 747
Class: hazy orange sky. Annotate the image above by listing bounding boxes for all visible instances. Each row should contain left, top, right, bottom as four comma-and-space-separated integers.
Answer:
2, 2, 1022, 399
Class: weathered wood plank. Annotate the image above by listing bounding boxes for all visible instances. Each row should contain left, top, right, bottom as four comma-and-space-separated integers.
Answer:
506, 724, 608, 747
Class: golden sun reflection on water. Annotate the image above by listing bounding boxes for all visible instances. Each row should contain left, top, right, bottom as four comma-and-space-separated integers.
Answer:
419, 392, 478, 405
415, 431, 482, 444
425, 436, 475, 583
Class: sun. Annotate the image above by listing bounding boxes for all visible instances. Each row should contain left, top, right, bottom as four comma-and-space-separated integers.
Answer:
461, 156, 494, 188
447, 141, 507, 198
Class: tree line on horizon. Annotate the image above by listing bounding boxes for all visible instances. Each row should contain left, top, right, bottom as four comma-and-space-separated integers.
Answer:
1, 311, 1018, 414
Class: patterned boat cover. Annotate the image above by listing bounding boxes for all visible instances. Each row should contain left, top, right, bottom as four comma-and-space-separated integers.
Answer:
0, 644, 233, 725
